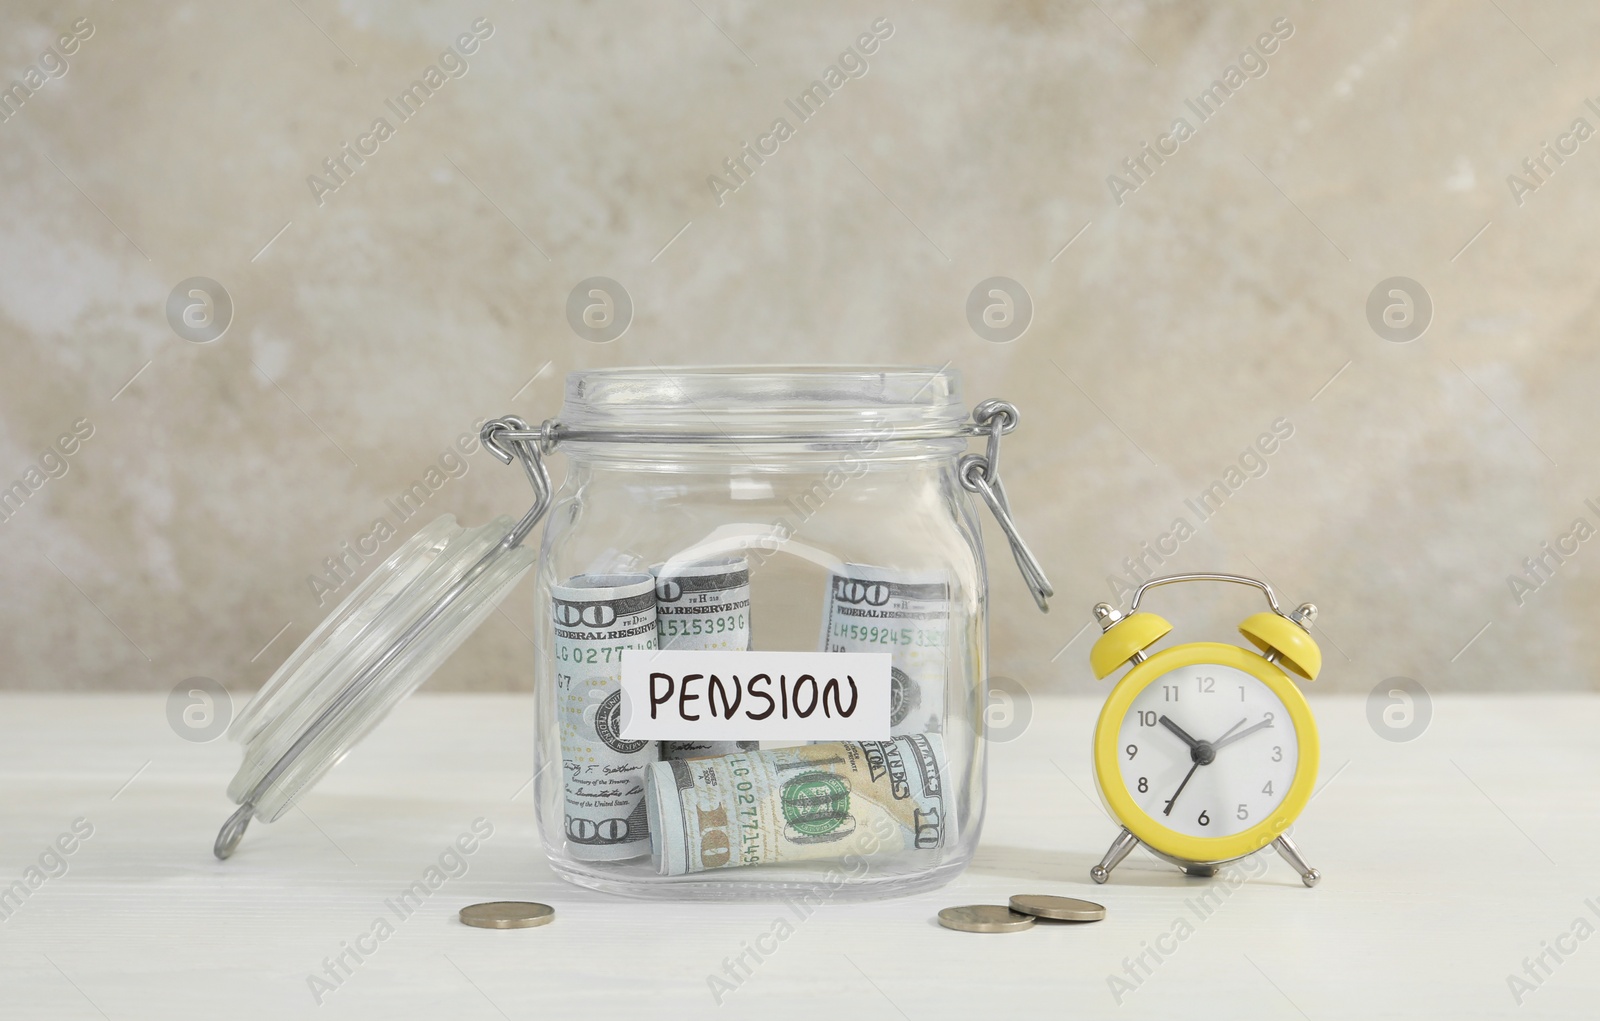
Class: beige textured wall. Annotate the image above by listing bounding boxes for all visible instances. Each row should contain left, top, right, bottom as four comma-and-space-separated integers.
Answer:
2, 0, 1597, 702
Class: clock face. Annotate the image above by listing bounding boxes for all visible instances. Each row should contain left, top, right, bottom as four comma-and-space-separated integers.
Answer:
1115, 662, 1299, 839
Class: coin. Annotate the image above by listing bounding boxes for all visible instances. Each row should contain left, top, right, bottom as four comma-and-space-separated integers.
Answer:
1009, 894, 1106, 922
459, 901, 555, 929
937, 905, 1036, 933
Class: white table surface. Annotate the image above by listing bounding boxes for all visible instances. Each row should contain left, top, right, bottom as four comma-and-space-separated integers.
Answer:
1, 692, 1595, 1020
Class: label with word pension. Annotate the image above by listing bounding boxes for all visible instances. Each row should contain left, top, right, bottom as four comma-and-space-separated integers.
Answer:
618, 649, 891, 742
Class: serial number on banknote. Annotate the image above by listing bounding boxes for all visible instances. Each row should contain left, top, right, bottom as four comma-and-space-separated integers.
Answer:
827, 623, 947, 647
555, 644, 641, 665
733, 767, 763, 865
660, 614, 748, 639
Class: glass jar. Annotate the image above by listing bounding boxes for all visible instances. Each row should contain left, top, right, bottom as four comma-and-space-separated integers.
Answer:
212, 365, 1049, 904
530, 367, 1048, 899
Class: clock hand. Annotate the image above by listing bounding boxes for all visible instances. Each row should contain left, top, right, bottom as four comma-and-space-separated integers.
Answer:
1156, 717, 1245, 818
1162, 761, 1201, 816
1158, 715, 1201, 750
1157, 718, 1248, 817
1212, 717, 1248, 745
1211, 716, 1274, 753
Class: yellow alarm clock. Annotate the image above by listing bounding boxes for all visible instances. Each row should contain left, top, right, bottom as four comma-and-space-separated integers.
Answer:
1087, 573, 1322, 887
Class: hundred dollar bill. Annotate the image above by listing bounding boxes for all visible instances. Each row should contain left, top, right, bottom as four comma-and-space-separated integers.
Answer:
652, 556, 757, 761
552, 573, 659, 862
821, 564, 950, 734
644, 734, 953, 876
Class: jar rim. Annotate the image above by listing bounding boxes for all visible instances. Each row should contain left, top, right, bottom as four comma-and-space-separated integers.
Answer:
558, 365, 965, 434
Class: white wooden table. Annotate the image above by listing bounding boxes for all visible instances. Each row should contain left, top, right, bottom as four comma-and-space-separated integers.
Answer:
1, 692, 1595, 1020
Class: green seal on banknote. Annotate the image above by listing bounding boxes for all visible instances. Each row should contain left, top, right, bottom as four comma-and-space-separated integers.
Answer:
781, 772, 852, 837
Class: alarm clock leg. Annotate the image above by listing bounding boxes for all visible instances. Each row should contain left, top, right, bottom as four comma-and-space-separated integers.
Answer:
1091, 827, 1139, 884
1271, 834, 1321, 888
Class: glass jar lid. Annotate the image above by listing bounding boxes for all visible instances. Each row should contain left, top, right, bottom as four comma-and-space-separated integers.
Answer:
215, 514, 534, 857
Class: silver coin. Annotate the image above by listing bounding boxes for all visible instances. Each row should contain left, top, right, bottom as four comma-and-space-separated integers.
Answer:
459, 901, 555, 930
1009, 894, 1106, 922
938, 904, 1036, 933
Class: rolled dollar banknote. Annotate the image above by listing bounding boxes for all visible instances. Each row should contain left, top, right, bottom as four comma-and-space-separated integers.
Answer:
653, 556, 757, 761
552, 573, 659, 862
821, 564, 950, 734
645, 734, 952, 876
